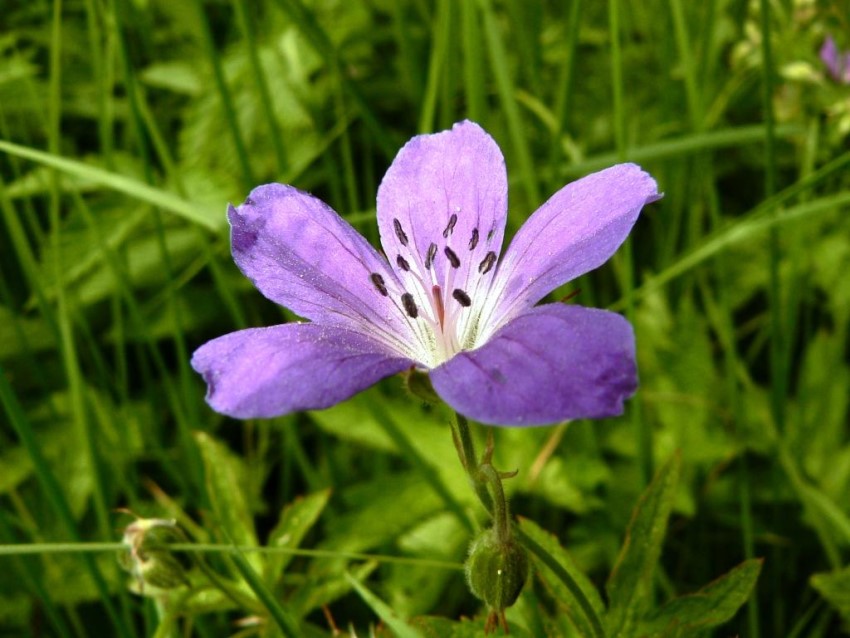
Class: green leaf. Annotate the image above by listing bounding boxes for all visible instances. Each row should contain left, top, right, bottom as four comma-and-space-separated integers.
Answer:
0, 139, 222, 230
388, 513, 467, 617
345, 571, 425, 638
517, 517, 605, 638
644, 559, 762, 636
194, 432, 259, 570
811, 564, 850, 624
321, 472, 445, 553
605, 452, 682, 637
264, 489, 331, 584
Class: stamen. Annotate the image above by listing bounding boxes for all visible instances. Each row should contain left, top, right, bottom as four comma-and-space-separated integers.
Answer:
452, 289, 472, 307
469, 228, 479, 250
444, 246, 461, 269
442, 214, 458, 238
425, 243, 438, 269
393, 218, 409, 246
396, 255, 411, 271
370, 273, 388, 296
433, 285, 445, 326
478, 251, 496, 274
487, 228, 495, 241
401, 292, 418, 318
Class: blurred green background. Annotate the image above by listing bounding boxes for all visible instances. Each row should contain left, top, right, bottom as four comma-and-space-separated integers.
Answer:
2, 0, 850, 636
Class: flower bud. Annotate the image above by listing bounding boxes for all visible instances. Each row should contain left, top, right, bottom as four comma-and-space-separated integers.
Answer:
464, 528, 528, 612
119, 516, 189, 593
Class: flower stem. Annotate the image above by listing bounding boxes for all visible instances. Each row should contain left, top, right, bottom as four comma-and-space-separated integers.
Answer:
478, 463, 509, 546
451, 412, 493, 510
449, 410, 606, 638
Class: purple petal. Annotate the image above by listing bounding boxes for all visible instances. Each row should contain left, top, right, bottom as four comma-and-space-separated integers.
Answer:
821, 36, 840, 80
376, 121, 508, 310
481, 164, 659, 334
192, 323, 413, 418
228, 184, 418, 357
430, 304, 637, 426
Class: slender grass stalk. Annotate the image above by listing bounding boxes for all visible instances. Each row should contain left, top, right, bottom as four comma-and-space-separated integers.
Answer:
461, 0, 485, 122
332, 71, 360, 215
701, 166, 761, 637
759, 0, 784, 433
233, 0, 287, 174
0, 369, 133, 638
391, 0, 425, 106
191, 0, 255, 190
229, 548, 301, 637
438, 0, 458, 130
0, 542, 464, 570
561, 123, 802, 176
668, 0, 702, 129
758, 3, 784, 634
418, 0, 451, 133
548, 0, 583, 172
478, 0, 540, 208
607, 0, 651, 488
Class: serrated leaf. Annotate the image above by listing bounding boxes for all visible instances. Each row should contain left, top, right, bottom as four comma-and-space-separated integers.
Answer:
517, 518, 604, 638
644, 558, 762, 636
194, 432, 259, 570
811, 564, 850, 624
605, 453, 682, 637
264, 489, 331, 584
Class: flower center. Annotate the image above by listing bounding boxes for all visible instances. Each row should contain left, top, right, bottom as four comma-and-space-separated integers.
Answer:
368, 215, 499, 367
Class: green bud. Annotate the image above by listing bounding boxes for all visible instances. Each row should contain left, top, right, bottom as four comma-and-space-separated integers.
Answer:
119, 516, 189, 593
464, 528, 528, 612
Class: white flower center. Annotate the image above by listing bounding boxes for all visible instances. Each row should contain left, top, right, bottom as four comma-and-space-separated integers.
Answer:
368, 215, 500, 368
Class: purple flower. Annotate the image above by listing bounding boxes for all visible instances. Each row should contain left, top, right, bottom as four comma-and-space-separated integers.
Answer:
821, 35, 850, 84
192, 121, 660, 426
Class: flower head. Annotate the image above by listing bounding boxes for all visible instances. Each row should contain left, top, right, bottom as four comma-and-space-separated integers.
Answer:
821, 35, 850, 84
192, 121, 660, 426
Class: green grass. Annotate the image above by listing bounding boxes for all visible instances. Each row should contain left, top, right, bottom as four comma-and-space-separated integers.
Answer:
2, 0, 850, 635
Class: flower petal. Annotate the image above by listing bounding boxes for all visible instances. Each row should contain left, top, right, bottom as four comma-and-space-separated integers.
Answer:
820, 36, 840, 80
192, 323, 413, 419
480, 163, 659, 336
376, 120, 508, 317
229, 184, 418, 358
430, 304, 637, 426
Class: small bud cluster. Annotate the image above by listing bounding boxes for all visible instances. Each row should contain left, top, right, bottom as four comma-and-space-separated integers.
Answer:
118, 515, 189, 593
